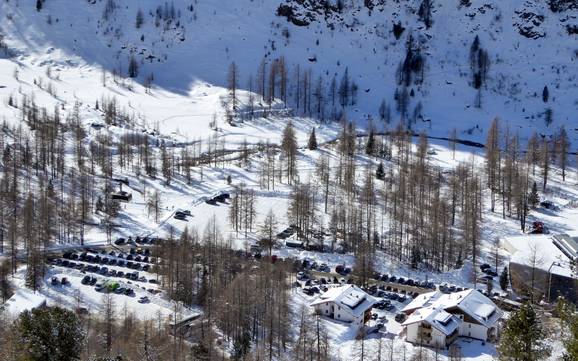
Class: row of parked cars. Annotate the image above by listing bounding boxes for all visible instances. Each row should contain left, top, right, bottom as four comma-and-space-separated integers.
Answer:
114, 236, 159, 246
277, 224, 298, 240
55, 257, 146, 281
62, 250, 153, 272
371, 272, 436, 290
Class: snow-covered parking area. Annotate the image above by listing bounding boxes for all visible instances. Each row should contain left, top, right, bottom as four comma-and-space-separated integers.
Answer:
8, 249, 199, 322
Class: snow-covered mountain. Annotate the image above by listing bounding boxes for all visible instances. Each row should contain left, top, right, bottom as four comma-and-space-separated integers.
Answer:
0, 0, 577, 144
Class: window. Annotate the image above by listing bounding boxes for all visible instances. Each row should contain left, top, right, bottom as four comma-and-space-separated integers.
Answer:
325, 310, 328, 314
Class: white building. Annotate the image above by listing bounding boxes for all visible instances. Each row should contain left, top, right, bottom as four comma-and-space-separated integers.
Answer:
402, 289, 503, 348
502, 234, 578, 301
309, 285, 377, 325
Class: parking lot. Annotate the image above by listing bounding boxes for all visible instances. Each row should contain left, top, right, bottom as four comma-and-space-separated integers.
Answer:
39, 244, 195, 319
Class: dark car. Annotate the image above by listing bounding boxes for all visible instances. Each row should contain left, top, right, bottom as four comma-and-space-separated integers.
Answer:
174, 212, 187, 221
114, 238, 126, 246
302, 288, 314, 296
89, 277, 97, 286
394, 313, 407, 323
51, 277, 59, 285
81, 275, 91, 285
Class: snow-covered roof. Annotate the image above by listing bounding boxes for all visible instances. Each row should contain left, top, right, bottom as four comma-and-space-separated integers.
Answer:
402, 307, 461, 336
403, 289, 502, 328
310, 285, 377, 318
503, 234, 578, 278
402, 291, 442, 313
3, 288, 46, 316
438, 290, 503, 328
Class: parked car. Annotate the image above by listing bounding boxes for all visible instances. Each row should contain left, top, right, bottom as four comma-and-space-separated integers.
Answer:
81, 275, 91, 285
174, 212, 187, 221
138, 296, 150, 304
394, 313, 407, 323
302, 288, 314, 296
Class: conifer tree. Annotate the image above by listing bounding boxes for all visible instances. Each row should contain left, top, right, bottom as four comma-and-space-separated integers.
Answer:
136, 9, 144, 29
542, 85, 549, 103
376, 161, 385, 180
365, 129, 375, 156
308, 128, 318, 150
128, 55, 139, 78
15, 307, 85, 360
498, 303, 551, 361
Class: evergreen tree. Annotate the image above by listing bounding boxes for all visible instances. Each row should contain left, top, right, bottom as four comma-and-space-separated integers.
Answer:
542, 86, 549, 103
498, 303, 551, 361
528, 181, 540, 209
36, 0, 43, 11
338, 67, 350, 107
499, 266, 509, 291
545, 108, 553, 127
15, 307, 85, 361
128, 55, 139, 78
375, 161, 385, 180
365, 129, 375, 156
308, 128, 318, 150
556, 299, 578, 360
136, 9, 144, 29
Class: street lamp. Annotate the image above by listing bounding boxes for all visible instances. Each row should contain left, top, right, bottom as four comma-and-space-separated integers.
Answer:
547, 261, 561, 303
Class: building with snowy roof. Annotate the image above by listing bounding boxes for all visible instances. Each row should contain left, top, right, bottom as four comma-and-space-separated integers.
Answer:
401, 289, 503, 348
309, 284, 377, 325
502, 234, 578, 303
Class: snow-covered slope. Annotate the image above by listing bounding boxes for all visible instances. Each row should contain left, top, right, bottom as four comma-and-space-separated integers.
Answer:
0, 0, 576, 144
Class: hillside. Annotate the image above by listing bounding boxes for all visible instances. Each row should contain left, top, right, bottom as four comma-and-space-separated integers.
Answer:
0, 0, 577, 144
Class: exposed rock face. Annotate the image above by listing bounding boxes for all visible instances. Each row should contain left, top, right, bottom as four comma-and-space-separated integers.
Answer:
514, 9, 546, 39
549, 0, 578, 12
